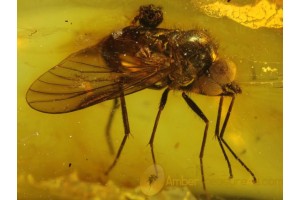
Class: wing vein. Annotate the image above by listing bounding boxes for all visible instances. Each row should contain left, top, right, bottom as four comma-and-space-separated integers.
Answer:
67, 59, 110, 70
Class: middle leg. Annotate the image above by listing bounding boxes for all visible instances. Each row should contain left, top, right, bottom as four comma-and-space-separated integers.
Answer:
182, 92, 209, 191
148, 88, 170, 173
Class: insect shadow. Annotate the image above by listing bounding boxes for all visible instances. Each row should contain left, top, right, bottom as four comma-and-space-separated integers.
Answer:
26, 4, 256, 191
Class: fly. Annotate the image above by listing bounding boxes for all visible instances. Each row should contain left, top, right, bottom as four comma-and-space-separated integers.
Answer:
26, 4, 256, 191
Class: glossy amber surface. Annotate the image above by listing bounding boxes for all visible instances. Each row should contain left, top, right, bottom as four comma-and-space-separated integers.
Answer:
18, 0, 282, 199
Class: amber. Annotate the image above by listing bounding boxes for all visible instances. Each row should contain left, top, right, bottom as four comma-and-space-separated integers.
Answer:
18, 0, 282, 199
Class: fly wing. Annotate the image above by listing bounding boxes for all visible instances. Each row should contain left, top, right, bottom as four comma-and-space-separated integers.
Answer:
26, 43, 171, 113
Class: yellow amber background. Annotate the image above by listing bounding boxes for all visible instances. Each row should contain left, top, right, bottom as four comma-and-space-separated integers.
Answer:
18, 0, 282, 199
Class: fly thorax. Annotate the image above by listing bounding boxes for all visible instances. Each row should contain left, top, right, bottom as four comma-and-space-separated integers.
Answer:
168, 30, 218, 87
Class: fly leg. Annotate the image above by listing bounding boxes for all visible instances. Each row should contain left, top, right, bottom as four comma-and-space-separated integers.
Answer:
105, 87, 130, 175
182, 92, 209, 191
215, 96, 233, 179
105, 98, 120, 155
148, 88, 170, 174
218, 94, 257, 183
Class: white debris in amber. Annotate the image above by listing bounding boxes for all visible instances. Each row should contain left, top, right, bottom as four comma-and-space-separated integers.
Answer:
80, 81, 92, 90
18, 172, 198, 199
262, 66, 278, 73
192, 0, 282, 29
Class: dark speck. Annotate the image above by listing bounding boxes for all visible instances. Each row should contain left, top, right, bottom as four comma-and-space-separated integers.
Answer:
256, 136, 261, 142
240, 149, 247, 155
29, 30, 37, 36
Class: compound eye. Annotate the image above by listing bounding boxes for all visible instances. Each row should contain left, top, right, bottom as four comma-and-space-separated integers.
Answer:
209, 59, 236, 84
